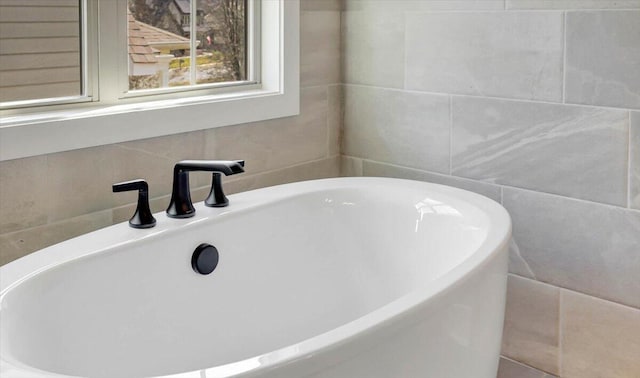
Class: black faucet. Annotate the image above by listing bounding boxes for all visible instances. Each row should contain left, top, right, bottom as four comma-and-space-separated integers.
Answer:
166, 160, 245, 218
112, 179, 157, 228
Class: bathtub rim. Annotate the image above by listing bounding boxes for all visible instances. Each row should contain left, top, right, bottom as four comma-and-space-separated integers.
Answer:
0, 177, 512, 378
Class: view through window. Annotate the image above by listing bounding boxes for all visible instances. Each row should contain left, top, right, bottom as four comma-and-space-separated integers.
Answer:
0, 0, 249, 106
127, 0, 247, 91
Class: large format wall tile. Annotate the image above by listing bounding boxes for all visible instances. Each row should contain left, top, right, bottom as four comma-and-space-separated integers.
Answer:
345, 0, 504, 11
503, 188, 640, 309
46, 145, 117, 222
342, 11, 404, 88
222, 157, 340, 193
631, 112, 640, 209
452, 97, 629, 206
561, 290, 640, 377
565, 11, 640, 109
301, 10, 341, 87
362, 160, 502, 203
507, 0, 640, 9
405, 12, 563, 101
501, 275, 560, 375
301, 0, 342, 12
0, 210, 112, 266
0, 155, 49, 234
205, 86, 329, 176
112, 131, 206, 203
327, 84, 343, 157
343, 85, 450, 173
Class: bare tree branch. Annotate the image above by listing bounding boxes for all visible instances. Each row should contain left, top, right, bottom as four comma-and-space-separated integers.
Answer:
219, 0, 246, 80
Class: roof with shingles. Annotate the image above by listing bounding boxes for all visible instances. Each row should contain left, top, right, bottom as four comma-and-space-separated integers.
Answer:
128, 12, 157, 64
135, 20, 190, 46
128, 10, 190, 64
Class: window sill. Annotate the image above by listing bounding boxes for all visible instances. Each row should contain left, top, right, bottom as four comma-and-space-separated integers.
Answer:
0, 85, 298, 161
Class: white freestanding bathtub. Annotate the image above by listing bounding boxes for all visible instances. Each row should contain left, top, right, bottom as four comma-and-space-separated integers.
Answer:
0, 177, 511, 378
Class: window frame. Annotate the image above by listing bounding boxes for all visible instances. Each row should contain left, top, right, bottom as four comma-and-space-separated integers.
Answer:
0, 0, 299, 162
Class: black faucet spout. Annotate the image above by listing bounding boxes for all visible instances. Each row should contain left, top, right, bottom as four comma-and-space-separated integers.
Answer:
174, 160, 245, 176
166, 160, 245, 218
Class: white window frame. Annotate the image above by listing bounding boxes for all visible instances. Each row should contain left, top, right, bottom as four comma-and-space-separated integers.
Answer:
0, 0, 299, 162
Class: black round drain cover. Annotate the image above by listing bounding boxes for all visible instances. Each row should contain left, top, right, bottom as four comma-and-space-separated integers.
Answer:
191, 243, 219, 275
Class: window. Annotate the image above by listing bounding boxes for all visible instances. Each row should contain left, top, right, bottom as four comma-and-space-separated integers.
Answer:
1, 0, 252, 106
127, 0, 247, 91
0, 0, 299, 161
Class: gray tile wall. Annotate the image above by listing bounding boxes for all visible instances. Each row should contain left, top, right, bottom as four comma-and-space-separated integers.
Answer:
565, 11, 640, 109
503, 188, 640, 309
343, 85, 450, 172
0, 0, 342, 266
341, 1, 640, 377
405, 12, 564, 101
451, 97, 628, 205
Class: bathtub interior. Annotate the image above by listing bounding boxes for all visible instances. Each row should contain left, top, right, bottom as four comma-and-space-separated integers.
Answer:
0, 182, 493, 378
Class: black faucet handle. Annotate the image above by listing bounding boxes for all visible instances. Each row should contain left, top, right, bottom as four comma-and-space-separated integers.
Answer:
113, 179, 148, 193
204, 160, 246, 207
113, 179, 156, 229
205, 173, 229, 207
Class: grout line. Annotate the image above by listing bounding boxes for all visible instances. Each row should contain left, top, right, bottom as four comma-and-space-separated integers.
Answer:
628, 111, 632, 209
499, 357, 553, 376
325, 86, 331, 159
339, 7, 344, 84
510, 273, 640, 313
449, 95, 453, 175
300, 83, 341, 90
562, 11, 567, 104
499, 182, 640, 212
558, 289, 564, 377
342, 9, 630, 13
346, 157, 640, 212
1, 208, 114, 238
342, 83, 636, 113
372, 159, 626, 207
463, 7, 640, 12
402, 10, 408, 91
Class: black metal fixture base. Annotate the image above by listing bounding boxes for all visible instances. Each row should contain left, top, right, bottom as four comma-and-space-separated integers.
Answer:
112, 179, 156, 228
